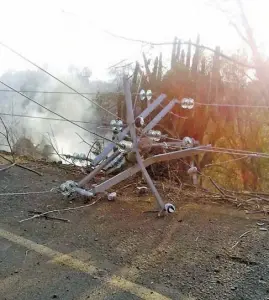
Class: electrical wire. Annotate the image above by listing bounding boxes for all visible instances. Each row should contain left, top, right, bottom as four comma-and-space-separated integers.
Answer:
0, 41, 262, 112
152, 134, 269, 159
159, 104, 188, 120
0, 112, 118, 126
0, 41, 119, 119
0, 190, 55, 196
200, 147, 269, 159
0, 89, 121, 95
195, 102, 269, 109
0, 80, 120, 146
3, 99, 268, 127
211, 146, 269, 157
0, 89, 143, 96
2, 88, 269, 109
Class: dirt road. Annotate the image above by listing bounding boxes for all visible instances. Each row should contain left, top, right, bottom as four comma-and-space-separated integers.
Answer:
1, 161, 269, 300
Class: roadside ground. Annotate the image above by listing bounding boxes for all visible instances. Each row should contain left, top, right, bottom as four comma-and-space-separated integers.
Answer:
1, 159, 269, 300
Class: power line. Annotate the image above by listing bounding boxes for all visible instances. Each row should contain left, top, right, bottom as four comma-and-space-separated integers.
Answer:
159, 104, 188, 120
1, 103, 268, 129
152, 135, 269, 159
0, 190, 54, 196
0, 112, 115, 126
202, 147, 269, 159
0, 80, 120, 146
2, 87, 269, 109
0, 88, 142, 97
0, 89, 122, 95
211, 147, 269, 157
0, 42, 119, 119
196, 102, 269, 109
2, 90, 269, 110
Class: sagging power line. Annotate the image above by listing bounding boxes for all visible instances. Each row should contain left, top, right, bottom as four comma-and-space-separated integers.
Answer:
0, 112, 116, 126
1, 99, 269, 130
195, 102, 269, 109
0, 89, 140, 96
0, 89, 122, 96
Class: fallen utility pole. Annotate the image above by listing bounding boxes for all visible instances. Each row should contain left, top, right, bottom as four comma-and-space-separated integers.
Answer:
59, 77, 211, 215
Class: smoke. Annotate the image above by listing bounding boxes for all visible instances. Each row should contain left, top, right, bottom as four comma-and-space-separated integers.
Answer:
0, 67, 118, 159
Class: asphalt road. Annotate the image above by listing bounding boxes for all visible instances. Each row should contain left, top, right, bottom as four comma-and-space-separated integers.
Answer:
1, 160, 269, 300
0, 226, 164, 300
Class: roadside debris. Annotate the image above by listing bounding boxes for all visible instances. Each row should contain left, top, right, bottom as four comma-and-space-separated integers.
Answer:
28, 210, 70, 223
136, 186, 148, 195
19, 198, 100, 223
107, 192, 117, 201
231, 230, 251, 249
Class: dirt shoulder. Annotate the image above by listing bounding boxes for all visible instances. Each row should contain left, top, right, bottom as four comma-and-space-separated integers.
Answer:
1, 160, 269, 300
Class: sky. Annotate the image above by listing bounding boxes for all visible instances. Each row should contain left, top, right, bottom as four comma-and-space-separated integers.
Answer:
0, 0, 269, 156
0, 0, 268, 80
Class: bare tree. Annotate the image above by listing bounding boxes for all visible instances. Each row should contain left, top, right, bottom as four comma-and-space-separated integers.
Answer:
0, 117, 42, 175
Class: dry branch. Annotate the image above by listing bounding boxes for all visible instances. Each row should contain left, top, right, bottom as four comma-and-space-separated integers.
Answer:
0, 153, 42, 176
76, 133, 99, 152
86, 140, 99, 166
19, 198, 100, 223
0, 163, 15, 171
46, 132, 71, 164
28, 210, 70, 222
0, 116, 15, 162
0, 117, 42, 175
231, 230, 251, 249
209, 177, 226, 196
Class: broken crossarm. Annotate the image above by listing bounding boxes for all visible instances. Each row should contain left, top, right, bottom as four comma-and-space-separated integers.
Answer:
92, 93, 167, 167
141, 98, 182, 135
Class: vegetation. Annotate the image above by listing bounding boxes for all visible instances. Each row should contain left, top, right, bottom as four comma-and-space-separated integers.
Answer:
125, 31, 269, 191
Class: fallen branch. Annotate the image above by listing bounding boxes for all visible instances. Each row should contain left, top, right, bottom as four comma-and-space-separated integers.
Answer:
256, 195, 269, 203
86, 140, 99, 166
28, 210, 70, 222
209, 177, 226, 196
175, 176, 183, 191
0, 116, 15, 162
215, 185, 269, 198
15, 163, 43, 176
46, 133, 71, 165
0, 163, 15, 172
231, 230, 251, 249
0, 154, 42, 176
226, 254, 258, 266
245, 210, 269, 215
0, 190, 54, 197
115, 182, 136, 192
19, 198, 100, 223
204, 155, 248, 168
76, 132, 93, 147
76, 133, 99, 152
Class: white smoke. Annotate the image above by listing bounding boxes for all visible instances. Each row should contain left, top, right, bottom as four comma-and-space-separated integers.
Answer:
0, 67, 118, 160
